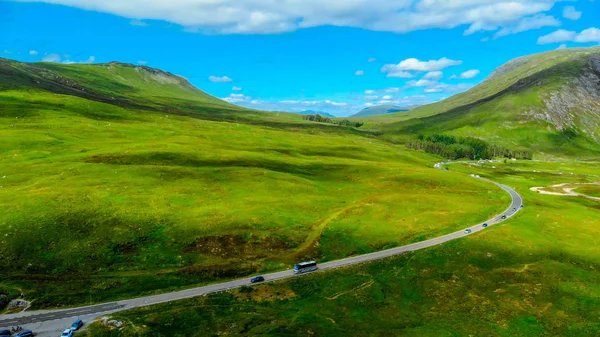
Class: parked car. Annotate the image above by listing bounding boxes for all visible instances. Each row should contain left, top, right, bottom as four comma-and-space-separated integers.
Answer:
501, 215, 507, 220
0, 329, 10, 337
520, 204, 524, 208
250, 276, 265, 283
15, 330, 33, 337
61, 329, 73, 337
71, 319, 84, 331
482, 223, 488, 228
464, 229, 472, 234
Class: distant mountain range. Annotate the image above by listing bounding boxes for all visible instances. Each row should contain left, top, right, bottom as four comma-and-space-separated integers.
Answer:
351, 105, 411, 117
297, 110, 336, 118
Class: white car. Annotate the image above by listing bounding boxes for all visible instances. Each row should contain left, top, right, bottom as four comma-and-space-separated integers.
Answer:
464, 229, 472, 234
61, 329, 74, 337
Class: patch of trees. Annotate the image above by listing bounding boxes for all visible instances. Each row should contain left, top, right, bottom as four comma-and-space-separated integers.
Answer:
302, 114, 364, 128
406, 134, 533, 160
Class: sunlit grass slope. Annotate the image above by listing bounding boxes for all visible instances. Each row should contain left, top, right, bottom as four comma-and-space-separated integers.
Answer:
0, 60, 508, 309
84, 160, 600, 337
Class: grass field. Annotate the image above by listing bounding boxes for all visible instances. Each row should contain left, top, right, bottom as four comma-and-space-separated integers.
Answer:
82, 160, 600, 336
0, 80, 508, 309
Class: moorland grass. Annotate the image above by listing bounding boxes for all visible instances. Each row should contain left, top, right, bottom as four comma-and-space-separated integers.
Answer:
83, 160, 600, 336
0, 88, 508, 309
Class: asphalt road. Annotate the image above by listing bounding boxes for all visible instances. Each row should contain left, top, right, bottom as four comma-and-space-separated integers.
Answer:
0, 162, 523, 334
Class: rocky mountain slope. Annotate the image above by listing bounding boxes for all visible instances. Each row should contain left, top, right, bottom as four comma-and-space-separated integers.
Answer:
386, 47, 600, 157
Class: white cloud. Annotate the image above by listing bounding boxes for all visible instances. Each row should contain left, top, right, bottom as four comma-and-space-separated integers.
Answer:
26, 0, 560, 35
279, 99, 347, 107
556, 44, 567, 50
449, 74, 458, 80
386, 71, 415, 78
355, 70, 365, 76
406, 79, 434, 87
364, 102, 375, 107
381, 95, 393, 100
222, 93, 249, 103
42, 54, 61, 63
493, 14, 560, 38
364, 95, 379, 100
364, 90, 376, 94
423, 82, 474, 93
537, 27, 600, 44
562, 6, 581, 21
29, 50, 38, 56
575, 28, 600, 43
423, 71, 443, 80
130, 19, 148, 26
384, 87, 401, 93
537, 29, 577, 44
460, 69, 480, 79
232, 86, 242, 91
382, 57, 462, 79
368, 57, 377, 62
209, 75, 233, 82
62, 56, 95, 64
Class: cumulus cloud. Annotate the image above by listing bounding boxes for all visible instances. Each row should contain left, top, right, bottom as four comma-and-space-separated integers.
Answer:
209, 75, 233, 82
562, 6, 581, 21
62, 56, 96, 64
460, 69, 480, 79
576, 28, 600, 43
383, 57, 462, 73
386, 71, 415, 78
29, 50, 38, 56
42, 53, 61, 63
355, 70, 365, 76
406, 79, 434, 87
280, 99, 347, 107
537, 27, 600, 44
423, 71, 443, 80
130, 19, 148, 26
423, 82, 474, 93
364, 90, 376, 94
493, 14, 560, 38
232, 86, 242, 91
24, 0, 560, 35
222, 93, 249, 103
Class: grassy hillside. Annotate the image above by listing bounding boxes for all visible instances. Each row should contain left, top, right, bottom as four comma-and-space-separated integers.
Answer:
84, 159, 600, 337
0, 59, 508, 309
372, 47, 600, 158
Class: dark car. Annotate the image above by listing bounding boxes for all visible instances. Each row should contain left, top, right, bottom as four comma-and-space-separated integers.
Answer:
250, 276, 265, 283
482, 223, 488, 228
520, 204, 524, 208
71, 319, 84, 331
501, 215, 507, 220
16, 330, 33, 337
0, 329, 10, 337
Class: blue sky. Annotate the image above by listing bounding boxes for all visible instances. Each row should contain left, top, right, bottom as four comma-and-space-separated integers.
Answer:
1, 0, 599, 117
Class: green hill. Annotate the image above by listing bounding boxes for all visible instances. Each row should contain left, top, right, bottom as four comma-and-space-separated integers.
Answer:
378, 47, 600, 158
0, 59, 506, 309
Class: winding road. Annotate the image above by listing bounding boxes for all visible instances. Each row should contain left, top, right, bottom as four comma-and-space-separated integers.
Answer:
0, 162, 523, 335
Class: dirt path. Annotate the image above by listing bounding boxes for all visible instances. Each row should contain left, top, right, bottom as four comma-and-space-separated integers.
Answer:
530, 183, 600, 201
